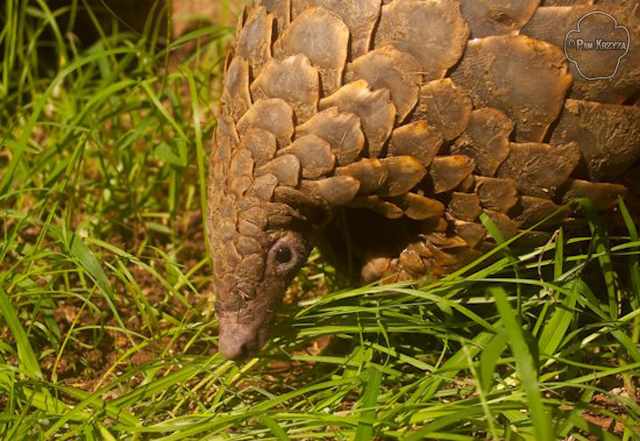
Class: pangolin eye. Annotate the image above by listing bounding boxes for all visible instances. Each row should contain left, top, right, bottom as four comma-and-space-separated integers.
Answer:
276, 246, 292, 264
270, 239, 300, 275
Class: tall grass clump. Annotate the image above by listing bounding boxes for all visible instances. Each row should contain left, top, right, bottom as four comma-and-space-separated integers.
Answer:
0, 1, 638, 440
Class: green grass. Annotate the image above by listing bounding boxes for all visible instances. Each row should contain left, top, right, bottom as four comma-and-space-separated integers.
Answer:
1, 1, 639, 440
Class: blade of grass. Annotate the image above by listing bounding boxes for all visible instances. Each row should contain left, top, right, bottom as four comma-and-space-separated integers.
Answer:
260, 416, 291, 441
492, 286, 554, 441
354, 366, 383, 441
0, 285, 41, 379
479, 330, 507, 392
578, 199, 619, 319
186, 69, 209, 253
1, 47, 131, 192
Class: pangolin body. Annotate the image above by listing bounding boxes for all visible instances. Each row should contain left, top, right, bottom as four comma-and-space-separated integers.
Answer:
208, 0, 640, 359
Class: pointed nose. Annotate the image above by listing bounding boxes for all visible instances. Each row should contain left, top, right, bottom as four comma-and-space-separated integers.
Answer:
218, 319, 262, 360
218, 334, 252, 360
218, 339, 247, 360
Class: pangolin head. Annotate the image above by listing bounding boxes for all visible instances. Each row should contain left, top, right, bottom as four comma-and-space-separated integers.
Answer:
212, 225, 311, 361
208, 116, 316, 360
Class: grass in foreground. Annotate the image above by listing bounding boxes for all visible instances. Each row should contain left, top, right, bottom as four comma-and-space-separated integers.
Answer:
1, 1, 639, 440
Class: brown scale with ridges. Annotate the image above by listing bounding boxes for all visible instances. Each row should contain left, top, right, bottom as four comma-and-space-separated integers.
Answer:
208, 0, 640, 359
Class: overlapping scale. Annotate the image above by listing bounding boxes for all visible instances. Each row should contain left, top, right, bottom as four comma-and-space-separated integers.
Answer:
273, 7, 349, 95
374, 0, 470, 81
450, 35, 572, 142
237, 204, 267, 237
484, 210, 522, 240
521, 5, 640, 103
236, 98, 294, 147
398, 245, 427, 275
348, 195, 404, 219
448, 192, 482, 222
319, 80, 396, 157
258, 0, 290, 33
411, 79, 473, 141
512, 196, 569, 228
452, 108, 513, 177
222, 56, 252, 121
378, 156, 427, 197
459, 0, 540, 37
264, 201, 307, 227
335, 159, 389, 195
428, 156, 475, 194
550, 100, 640, 181
273, 186, 327, 221
387, 121, 443, 166
395, 193, 445, 221
475, 177, 519, 213
211, 116, 239, 187
236, 6, 273, 75
239, 128, 277, 169
295, 107, 365, 166
540, 0, 592, 4
453, 220, 487, 248
496, 142, 581, 198
256, 154, 301, 186
558, 179, 628, 210
300, 176, 361, 205
345, 45, 422, 122
228, 148, 254, 197
250, 54, 320, 124
597, 0, 640, 19
278, 135, 335, 179
291, 0, 381, 59
246, 174, 278, 201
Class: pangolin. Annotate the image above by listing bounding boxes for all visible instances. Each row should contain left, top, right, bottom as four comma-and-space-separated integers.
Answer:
208, 0, 640, 359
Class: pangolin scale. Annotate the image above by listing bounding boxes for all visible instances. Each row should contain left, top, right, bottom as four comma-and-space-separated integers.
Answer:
208, 0, 640, 359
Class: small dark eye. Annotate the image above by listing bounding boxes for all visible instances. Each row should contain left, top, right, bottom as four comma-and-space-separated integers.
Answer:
276, 246, 292, 264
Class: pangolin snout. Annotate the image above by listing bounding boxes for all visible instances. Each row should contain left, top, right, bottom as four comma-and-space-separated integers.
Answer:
217, 314, 269, 360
